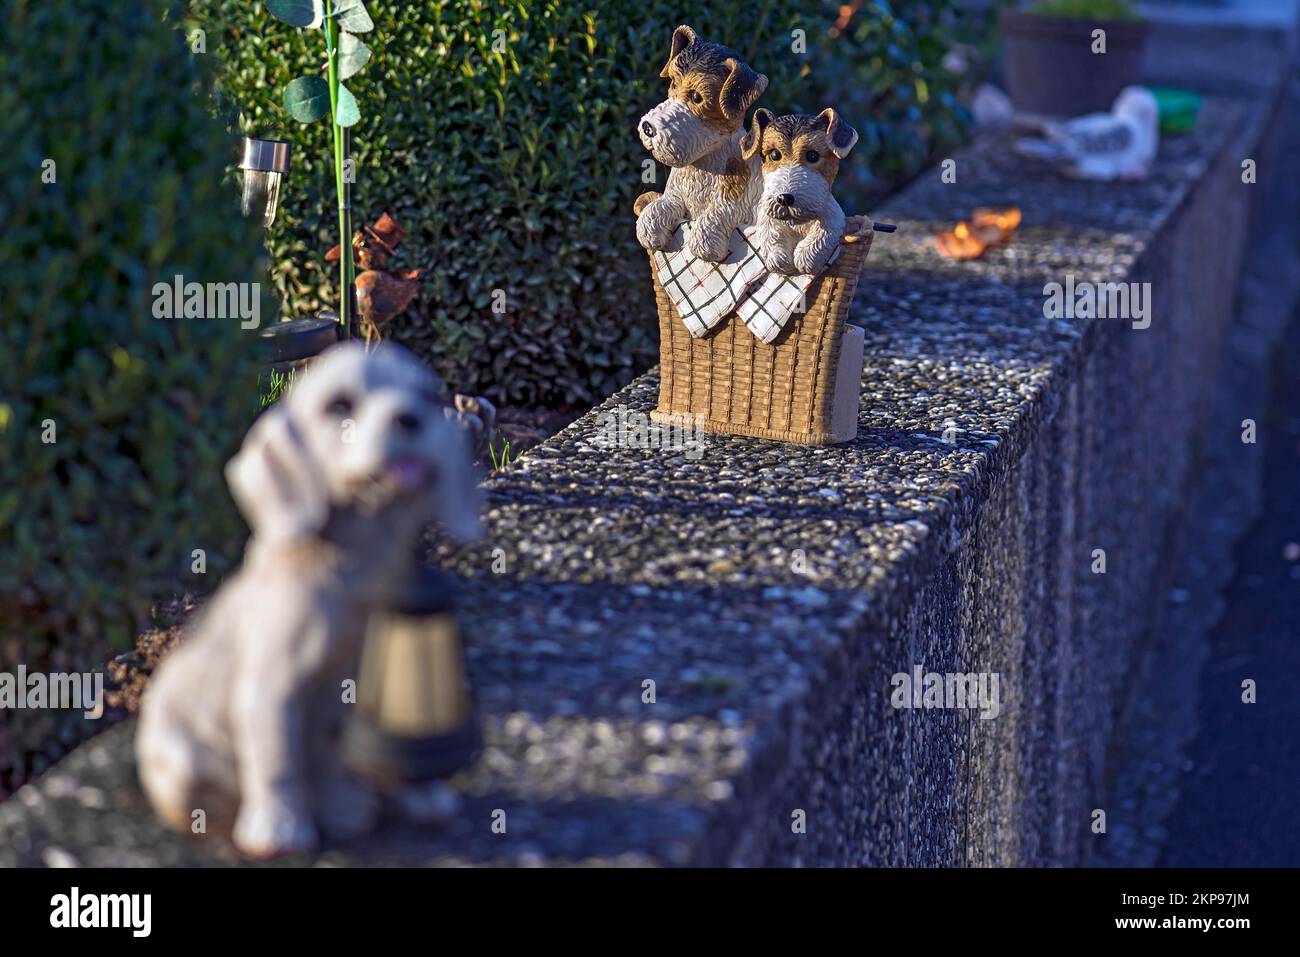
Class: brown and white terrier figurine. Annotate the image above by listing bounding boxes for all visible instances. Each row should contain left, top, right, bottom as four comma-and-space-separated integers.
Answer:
635, 25, 768, 263
742, 107, 861, 276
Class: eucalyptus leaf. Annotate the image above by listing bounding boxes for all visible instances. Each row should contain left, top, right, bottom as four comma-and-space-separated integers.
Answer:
338, 32, 371, 80
284, 75, 331, 123
266, 0, 322, 28
335, 83, 361, 127
331, 0, 373, 33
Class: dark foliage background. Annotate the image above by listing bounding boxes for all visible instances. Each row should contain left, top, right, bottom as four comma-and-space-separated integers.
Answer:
192, 0, 989, 406
0, 0, 266, 790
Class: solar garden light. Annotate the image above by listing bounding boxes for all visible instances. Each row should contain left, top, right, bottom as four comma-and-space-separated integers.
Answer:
267, 0, 378, 341
236, 135, 340, 365
342, 566, 482, 784
239, 137, 291, 228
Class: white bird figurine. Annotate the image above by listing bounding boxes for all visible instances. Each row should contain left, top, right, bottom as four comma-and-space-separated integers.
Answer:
1014, 86, 1160, 181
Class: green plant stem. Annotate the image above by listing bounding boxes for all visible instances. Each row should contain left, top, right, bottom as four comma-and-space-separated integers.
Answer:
324, 1, 352, 339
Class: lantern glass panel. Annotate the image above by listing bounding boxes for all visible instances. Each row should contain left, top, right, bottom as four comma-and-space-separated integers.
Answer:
238, 138, 290, 228
241, 169, 283, 227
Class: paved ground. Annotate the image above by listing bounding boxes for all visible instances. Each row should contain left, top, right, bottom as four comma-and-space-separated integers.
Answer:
1159, 312, 1300, 866
1091, 77, 1300, 865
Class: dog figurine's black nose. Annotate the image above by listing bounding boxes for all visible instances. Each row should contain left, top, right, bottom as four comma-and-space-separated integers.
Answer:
777, 193, 795, 207
641, 121, 656, 138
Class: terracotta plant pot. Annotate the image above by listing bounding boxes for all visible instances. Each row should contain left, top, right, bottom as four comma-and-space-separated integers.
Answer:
1001, 10, 1150, 117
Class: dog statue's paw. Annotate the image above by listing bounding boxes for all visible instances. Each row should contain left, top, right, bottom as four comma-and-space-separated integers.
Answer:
844, 215, 873, 240
233, 799, 319, 859
315, 773, 381, 842
636, 211, 675, 252
792, 245, 826, 276
794, 234, 840, 275
686, 228, 730, 263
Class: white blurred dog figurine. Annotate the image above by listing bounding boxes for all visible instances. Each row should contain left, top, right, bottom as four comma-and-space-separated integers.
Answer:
743, 107, 861, 276
635, 25, 768, 263
136, 343, 483, 858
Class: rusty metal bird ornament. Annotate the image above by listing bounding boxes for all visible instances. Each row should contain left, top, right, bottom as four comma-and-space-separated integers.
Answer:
326, 211, 425, 344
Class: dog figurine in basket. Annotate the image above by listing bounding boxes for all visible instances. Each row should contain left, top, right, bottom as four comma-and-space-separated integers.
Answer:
635, 25, 768, 263
136, 343, 483, 858
742, 107, 864, 276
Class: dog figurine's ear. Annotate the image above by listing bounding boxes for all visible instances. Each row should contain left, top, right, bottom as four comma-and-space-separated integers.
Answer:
816, 107, 859, 159
659, 24, 697, 78
226, 405, 331, 545
740, 107, 774, 160
721, 58, 768, 122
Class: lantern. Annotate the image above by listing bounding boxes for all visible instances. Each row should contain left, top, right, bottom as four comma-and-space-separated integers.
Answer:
342, 567, 482, 784
239, 137, 291, 228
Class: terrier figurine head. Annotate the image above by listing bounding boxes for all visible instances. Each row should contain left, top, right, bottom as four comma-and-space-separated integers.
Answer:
742, 107, 860, 276
638, 25, 768, 168
742, 107, 859, 225
228, 342, 483, 547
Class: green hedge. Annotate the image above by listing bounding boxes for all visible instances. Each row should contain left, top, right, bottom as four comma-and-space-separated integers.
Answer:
192, 0, 978, 406
0, 0, 265, 789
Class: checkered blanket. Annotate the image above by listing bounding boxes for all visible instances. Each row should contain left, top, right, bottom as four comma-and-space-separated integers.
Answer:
652, 223, 837, 344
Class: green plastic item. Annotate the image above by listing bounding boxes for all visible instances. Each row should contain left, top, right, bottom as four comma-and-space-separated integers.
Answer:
1149, 86, 1202, 134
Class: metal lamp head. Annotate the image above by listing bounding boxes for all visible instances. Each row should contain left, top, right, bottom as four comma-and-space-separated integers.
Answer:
239, 137, 291, 228
342, 567, 482, 785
